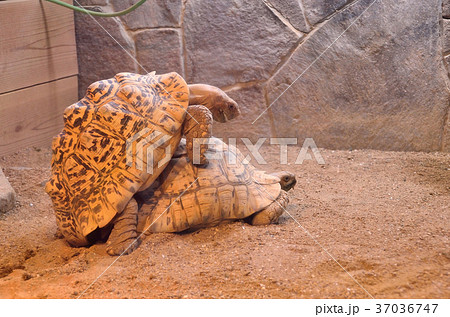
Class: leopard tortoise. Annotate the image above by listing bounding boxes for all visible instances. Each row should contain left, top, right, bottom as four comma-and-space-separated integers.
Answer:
135, 137, 296, 234
45, 72, 239, 255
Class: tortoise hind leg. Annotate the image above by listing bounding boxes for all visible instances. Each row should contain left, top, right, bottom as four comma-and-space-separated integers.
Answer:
249, 191, 289, 225
106, 198, 140, 256
183, 105, 213, 165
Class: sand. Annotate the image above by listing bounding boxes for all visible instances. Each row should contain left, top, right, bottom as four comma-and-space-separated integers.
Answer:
0, 145, 448, 298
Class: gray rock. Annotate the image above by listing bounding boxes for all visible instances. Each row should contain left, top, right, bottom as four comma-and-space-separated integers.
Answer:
135, 29, 184, 76
75, 10, 136, 98
445, 54, 450, 76
110, 0, 182, 29
183, 0, 299, 87
213, 85, 273, 143
302, 0, 350, 25
0, 168, 16, 213
443, 112, 450, 152
266, 0, 450, 151
443, 0, 450, 18
443, 19, 450, 54
264, 0, 311, 33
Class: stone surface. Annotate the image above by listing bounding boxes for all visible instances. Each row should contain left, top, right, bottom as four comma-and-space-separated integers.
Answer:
73, 0, 450, 151
213, 85, 273, 142
266, 0, 450, 151
443, 19, 450, 53
111, 0, 182, 29
443, 0, 450, 18
302, 0, 350, 25
443, 112, 450, 151
183, 0, 299, 87
445, 54, 450, 76
135, 29, 184, 76
265, 0, 311, 33
75, 10, 136, 98
0, 168, 16, 213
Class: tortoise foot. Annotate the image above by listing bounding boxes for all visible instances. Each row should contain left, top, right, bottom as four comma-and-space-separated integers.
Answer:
106, 236, 140, 256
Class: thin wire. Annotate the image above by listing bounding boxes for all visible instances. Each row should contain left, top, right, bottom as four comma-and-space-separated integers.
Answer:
44, 0, 147, 17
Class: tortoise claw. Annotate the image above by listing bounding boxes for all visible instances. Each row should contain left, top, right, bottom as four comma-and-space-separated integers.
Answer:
106, 237, 141, 256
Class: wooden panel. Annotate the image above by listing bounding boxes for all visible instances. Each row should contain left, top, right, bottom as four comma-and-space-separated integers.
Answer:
0, 0, 77, 94
0, 76, 78, 156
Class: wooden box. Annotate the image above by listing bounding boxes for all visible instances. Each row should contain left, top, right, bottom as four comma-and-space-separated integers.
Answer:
0, 0, 78, 156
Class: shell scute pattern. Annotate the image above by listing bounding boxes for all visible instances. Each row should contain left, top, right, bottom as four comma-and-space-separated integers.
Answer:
217, 184, 234, 219
46, 72, 189, 242
95, 100, 145, 137
86, 79, 120, 106
63, 103, 94, 132
169, 199, 188, 232
50, 132, 74, 168
233, 185, 250, 219
118, 83, 186, 135
136, 138, 282, 233
63, 155, 98, 194
166, 162, 198, 193
196, 187, 220, 223
76, 126, 124, 171
179, 195, 202, 228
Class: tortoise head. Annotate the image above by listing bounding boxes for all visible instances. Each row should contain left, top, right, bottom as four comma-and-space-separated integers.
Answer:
271, 171, 296, 191
209, 88, 240, 123
188, 84, 240, 123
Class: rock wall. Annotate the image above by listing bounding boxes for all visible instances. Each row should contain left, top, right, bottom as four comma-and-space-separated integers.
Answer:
75, 0, 450, 151
442, 0, 450, 151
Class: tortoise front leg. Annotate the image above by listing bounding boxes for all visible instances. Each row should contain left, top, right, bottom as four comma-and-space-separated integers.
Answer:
183, 105, 213, 165
106, 198, 140, 256
249, 191, 289, 225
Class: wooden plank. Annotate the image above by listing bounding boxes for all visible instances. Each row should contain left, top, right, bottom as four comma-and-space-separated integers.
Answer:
0, 0, 77, 94
0, 76, 78, 156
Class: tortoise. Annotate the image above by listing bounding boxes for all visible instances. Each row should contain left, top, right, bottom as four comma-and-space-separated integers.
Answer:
45, 72, 239, 255
134, 137, 296, 235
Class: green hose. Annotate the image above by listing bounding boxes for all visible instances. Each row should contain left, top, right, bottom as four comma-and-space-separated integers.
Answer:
44, 0, 147, 17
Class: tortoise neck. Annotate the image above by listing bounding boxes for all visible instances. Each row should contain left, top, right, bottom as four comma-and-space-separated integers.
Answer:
188, 84, 216, 109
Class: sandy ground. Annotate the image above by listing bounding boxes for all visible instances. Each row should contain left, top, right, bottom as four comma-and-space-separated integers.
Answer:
0, 145, 448, 299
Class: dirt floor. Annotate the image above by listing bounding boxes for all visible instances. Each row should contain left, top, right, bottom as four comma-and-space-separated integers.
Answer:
0, 144, 448, 299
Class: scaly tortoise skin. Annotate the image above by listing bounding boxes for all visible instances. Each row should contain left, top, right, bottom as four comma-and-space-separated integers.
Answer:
45, 72, 239, 255
135, 137, 296, 234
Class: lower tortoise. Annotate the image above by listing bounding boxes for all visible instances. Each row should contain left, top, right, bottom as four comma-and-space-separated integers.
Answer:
134, 137, 296, 237
45, 72, 239, 255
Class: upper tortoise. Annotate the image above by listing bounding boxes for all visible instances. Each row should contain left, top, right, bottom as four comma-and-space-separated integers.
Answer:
45, 72, 239, 255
